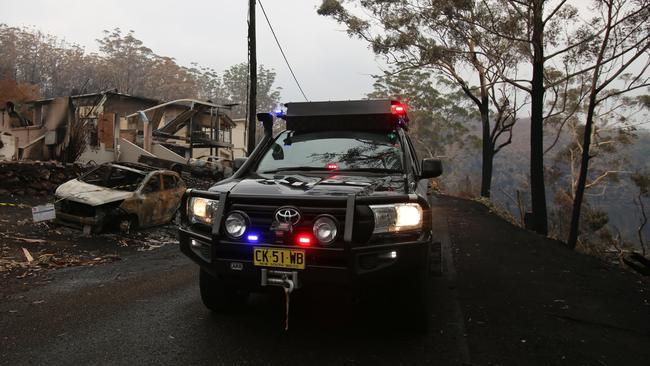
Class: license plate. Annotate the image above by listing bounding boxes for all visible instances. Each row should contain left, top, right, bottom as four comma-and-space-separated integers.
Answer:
253, 247, 305, 269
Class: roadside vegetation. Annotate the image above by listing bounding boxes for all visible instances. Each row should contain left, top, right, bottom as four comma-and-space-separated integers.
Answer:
318, 0, 650, 269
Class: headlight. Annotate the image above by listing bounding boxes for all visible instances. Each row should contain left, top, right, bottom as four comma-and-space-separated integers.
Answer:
313, 215, 338, 245
225, 211, 248, 238
370, 203, 423, 233
188, 197, 219, 225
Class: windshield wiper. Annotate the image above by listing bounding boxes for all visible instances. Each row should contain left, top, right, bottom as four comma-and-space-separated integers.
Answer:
260, 167, 331, 174
337, 168, 403, 174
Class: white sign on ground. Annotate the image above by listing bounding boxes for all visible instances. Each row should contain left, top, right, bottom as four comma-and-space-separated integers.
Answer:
32, 204, 56, 222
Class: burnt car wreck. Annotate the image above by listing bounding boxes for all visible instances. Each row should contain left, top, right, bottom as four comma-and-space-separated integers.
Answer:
55, 163, 186, 233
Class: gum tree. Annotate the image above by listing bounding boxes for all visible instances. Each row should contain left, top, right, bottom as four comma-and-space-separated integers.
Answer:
566, 0, 650, 249
318, 0, 520, 198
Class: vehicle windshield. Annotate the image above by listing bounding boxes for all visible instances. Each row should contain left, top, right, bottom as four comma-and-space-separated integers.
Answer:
256, 130, 403, 174
80, 165, 146, 191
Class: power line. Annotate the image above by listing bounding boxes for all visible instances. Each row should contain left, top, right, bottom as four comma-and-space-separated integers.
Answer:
258, 0, 309, 101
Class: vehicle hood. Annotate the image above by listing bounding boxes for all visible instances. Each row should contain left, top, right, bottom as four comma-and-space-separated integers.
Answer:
210, 173, 406, 197
55, 179, 133, 206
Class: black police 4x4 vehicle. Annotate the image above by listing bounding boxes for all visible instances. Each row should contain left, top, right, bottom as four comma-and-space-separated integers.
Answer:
179, 99, 443, 330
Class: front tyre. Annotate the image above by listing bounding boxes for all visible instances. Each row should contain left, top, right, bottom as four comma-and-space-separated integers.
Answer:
401, 267, 431, 333
199, 269, 249, 312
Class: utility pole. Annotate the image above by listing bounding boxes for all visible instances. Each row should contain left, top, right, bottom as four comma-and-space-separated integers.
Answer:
246, 0, 257, 156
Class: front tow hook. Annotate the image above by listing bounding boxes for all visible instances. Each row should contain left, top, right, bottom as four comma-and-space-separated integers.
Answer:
260, 269, 298, 330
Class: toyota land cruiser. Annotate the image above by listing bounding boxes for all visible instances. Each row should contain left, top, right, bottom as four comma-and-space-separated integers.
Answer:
179, 99, 443, 331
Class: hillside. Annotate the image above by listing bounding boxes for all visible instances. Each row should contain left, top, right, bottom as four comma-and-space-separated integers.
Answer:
436, 117, 650, 249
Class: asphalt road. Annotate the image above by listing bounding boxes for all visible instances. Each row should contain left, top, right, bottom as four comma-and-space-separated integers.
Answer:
1, 196, 649, 366
0, 210, 465, 366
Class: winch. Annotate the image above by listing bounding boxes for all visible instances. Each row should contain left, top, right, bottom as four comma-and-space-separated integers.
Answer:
261, 269, 299, 330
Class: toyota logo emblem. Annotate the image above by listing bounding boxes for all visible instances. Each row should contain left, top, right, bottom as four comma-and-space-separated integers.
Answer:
274, 207, 301, 225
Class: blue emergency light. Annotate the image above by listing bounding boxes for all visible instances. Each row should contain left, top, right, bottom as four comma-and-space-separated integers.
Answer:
271, 106, 286, 118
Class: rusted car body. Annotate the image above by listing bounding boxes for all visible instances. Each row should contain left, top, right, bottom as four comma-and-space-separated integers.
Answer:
54, 163, 186, 232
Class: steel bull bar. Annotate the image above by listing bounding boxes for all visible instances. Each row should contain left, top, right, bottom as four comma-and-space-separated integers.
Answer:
181, 188, 429, 289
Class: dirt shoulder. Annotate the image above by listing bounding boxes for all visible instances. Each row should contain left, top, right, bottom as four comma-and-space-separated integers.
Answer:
437, 195, 650, 365
0, 160, 215, 299
0, 192, 177, 299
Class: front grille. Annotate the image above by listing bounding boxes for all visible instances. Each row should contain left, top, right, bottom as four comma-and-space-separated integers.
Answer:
228, 202, 347, 247
58, 200, 96, 217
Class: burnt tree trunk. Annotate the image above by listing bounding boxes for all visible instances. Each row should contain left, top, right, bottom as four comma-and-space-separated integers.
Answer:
480, 103, 494, 198
529, 0, 548, 235
637, 195, 648, 257
470, 45, 494, 199
481, 147, 495, 198
567, 95, 596, 249
567, 1, 613, 250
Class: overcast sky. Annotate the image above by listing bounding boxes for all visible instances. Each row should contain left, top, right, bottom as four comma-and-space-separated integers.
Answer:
1, 0, 384, 103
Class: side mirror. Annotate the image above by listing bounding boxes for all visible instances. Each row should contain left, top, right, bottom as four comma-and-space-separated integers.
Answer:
233, 157, 247, 171
420, 158, 443, 178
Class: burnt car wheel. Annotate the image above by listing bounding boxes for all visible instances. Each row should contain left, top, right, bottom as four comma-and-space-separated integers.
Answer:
199, 269, 249, 312
119, 215, 138, 233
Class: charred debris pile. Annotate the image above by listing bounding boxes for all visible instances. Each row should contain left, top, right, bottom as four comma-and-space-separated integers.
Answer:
0, 160, 90, 196
0, 160, 218, 197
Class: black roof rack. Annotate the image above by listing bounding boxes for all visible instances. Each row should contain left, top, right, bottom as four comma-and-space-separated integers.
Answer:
282, 99, 407, 132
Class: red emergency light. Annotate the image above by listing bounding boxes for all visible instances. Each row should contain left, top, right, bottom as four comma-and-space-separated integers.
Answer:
295, 233, 313, 247
391, 102, 406, 115
326, 163, 338, 170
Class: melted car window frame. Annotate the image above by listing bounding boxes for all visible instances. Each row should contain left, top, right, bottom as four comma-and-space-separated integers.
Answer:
79, 165, 146, 192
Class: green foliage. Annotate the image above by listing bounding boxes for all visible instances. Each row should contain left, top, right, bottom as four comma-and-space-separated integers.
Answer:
367, 66, 486, 194
319, 0, 522, 198
222, 63, 281, 118
367, 67, 473, 158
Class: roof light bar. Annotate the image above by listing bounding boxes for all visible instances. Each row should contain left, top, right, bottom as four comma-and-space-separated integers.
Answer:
391, 102, 406, 115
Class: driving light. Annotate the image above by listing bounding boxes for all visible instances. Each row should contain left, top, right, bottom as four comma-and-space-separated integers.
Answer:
378, 250, 398, 259
225, 212, 248, 238
189, 197, 219, 225
295, 233, 313, 247
312, 216, 338, 245
395, 204, 422, 227
370, 203, 423, 233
